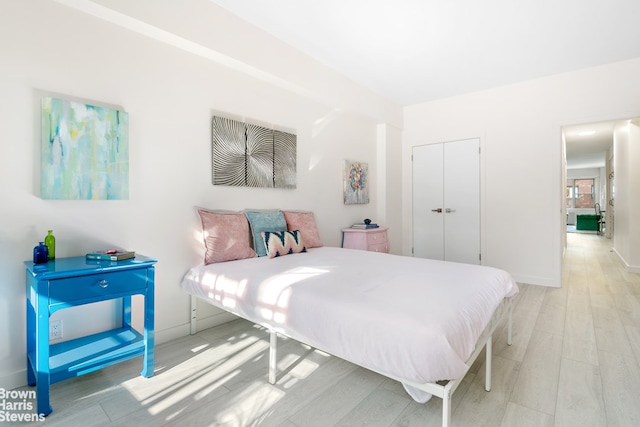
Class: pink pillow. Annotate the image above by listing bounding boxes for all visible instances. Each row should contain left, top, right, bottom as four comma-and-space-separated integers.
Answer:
283, 211, 323, 248
197, 209, 257, 264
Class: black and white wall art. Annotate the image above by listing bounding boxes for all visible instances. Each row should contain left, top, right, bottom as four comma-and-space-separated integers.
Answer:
211, 115, 296, 189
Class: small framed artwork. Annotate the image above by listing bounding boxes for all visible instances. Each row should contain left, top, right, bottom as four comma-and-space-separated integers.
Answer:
343, 159, 369, 205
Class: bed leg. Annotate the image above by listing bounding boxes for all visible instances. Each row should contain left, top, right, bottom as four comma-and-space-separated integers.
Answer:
442, 389, 452, 427
485, 334, 493, 392
190, 296, 197, 335
268, 330, 277, 384
507, 301, 513, 346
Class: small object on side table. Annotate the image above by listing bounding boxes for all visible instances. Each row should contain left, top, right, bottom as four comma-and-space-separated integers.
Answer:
33, 242, 49, 264
44, 230, 55, 260
86, 249, 135, 261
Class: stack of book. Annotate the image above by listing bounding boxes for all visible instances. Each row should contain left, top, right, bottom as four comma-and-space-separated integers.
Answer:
86, 249, 135, 261
351, 223, 379, 229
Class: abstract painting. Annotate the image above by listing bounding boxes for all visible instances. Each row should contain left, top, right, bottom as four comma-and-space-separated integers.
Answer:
343, 160, 369, 204
211, 115, 296, 189
41, 97, 129, 200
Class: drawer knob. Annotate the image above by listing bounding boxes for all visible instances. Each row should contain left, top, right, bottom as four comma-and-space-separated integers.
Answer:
98, 279, 109, 288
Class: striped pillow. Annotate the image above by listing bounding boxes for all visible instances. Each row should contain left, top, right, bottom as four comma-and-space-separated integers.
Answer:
262, 230, 307, 258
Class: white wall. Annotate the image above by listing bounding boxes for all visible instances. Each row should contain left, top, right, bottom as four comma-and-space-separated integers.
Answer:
613, 121, 640, 271
403, 58, 640, 286
0, 0, 402, 389
376, 124, 404, 253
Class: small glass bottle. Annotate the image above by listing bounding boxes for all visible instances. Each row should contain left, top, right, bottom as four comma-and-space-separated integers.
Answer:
33, 242, 49, 264
45, 230, 55, 260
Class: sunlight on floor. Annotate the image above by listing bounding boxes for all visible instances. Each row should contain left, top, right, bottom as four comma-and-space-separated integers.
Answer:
213, 382, 285, 426
123, 335, 267, 409
118, 326, 325, 424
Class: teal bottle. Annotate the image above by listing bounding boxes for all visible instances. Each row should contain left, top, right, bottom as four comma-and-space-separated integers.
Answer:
45, 230, 55, 260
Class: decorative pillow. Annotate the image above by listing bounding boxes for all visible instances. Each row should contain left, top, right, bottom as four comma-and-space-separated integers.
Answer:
244, 210, 287, 257
283, 211, 323, 248
262, 230, 307, 258
197, 209, 257, 264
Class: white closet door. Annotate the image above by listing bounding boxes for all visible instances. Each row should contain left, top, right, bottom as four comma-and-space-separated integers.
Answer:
443, 138, 480, 264
412, 143, 444, 260
412, 138, 480, 264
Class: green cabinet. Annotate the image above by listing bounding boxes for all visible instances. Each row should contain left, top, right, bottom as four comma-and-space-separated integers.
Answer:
576, 214, 599, 231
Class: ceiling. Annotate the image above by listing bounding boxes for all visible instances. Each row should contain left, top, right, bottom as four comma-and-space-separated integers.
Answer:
564, 122, 614, 170
209, 0, 640, 107
207, 1, 640, 170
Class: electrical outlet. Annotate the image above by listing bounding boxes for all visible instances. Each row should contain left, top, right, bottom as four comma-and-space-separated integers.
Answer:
50, 320, 63, 340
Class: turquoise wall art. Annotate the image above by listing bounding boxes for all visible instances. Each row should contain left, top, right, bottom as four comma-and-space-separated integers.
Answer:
41, 97, 129, 200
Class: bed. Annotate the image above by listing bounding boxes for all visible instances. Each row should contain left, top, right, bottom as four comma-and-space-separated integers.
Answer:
181, 209, 519, 427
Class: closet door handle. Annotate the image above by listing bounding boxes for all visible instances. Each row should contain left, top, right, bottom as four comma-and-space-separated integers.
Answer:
431, 208, 442, 213
445, 208, 456, 213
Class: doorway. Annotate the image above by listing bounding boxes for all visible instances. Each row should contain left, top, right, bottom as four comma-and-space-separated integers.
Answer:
562, 117, 640, 273
563, 121, 613, 239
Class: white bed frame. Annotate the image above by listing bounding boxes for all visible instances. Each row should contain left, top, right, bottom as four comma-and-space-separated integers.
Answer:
189, 295, 513, 427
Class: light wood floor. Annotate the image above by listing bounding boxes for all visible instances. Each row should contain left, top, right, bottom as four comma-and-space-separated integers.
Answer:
9, 233, 640, 426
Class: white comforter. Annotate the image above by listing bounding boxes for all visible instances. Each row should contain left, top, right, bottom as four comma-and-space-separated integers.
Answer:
181, 247, 518, 400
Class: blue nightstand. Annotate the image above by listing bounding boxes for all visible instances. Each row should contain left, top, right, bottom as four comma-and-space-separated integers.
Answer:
25, 255, 157, 416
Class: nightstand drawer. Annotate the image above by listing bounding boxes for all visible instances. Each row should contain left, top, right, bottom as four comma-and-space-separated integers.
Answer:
49, 269, 148, 303
369, 242, 389, 253
366, 231, 388, 245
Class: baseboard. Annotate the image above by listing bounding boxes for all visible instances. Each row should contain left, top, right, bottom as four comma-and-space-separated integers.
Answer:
155, 323, 191, 345
612, 248, 640, 273
511, 274, 560, 288
152, 311, 240, 344
192, 312, 239, 333
0, 369, 28, 391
